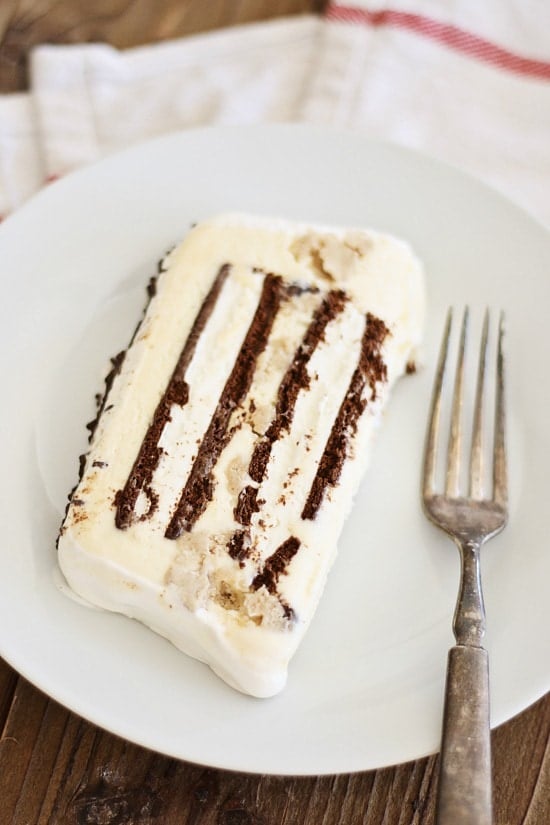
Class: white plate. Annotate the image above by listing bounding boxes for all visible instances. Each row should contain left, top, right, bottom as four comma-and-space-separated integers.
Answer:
0, 125, 549, 775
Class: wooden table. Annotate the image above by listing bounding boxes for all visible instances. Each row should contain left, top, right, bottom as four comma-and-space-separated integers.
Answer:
1, 3, 549, 822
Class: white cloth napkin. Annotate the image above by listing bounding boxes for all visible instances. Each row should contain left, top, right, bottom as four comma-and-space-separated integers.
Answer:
1, 0, 550, 226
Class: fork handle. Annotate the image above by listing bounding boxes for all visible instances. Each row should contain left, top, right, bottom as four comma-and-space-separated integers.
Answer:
436, 644, 492, 825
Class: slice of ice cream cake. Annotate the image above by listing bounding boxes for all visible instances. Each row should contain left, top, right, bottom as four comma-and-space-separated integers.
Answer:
57, 213, 425, 697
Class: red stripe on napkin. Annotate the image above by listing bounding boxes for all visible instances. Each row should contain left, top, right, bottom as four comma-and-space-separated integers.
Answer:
327, 5, 550, 80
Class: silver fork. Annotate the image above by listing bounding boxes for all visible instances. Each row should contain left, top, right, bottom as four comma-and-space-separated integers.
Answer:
422, 308, 508, 825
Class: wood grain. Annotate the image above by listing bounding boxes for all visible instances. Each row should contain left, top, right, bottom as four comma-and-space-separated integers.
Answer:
0, 0, 325, 92
1, 2, 549, 823
1, 656, 549, 824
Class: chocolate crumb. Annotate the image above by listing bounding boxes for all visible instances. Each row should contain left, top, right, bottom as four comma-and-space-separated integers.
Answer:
86, 353, 125, 442
227, 530, 250, 567
285, 283, 320, 296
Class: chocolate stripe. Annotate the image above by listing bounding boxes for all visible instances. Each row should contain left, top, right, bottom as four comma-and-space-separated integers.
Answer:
251, 537, 301, 594
301, 312, 389, 520
115, 263, 231, 529
228, 290, 348, 561
248, 289, 348, 484
234, 486, 263, 526
165, 273, 284, 539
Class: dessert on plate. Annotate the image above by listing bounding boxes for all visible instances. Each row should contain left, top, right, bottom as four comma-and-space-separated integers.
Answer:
57, 213, 425, 697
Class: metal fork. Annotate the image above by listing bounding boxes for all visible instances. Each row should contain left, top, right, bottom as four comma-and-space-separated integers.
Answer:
422, 308, 508, 825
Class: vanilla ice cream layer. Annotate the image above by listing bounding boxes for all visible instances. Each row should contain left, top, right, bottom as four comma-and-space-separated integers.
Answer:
57, 213, 426, 697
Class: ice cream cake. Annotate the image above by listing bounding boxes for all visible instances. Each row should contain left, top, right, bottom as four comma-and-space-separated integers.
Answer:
57, 213, 425, 697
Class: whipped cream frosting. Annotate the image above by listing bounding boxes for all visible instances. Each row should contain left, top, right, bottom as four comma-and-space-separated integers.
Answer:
57, 213, 426, 697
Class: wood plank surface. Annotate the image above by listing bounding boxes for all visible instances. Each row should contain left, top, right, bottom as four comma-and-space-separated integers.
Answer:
1, 2, 549, 823
1, 655, 549, 824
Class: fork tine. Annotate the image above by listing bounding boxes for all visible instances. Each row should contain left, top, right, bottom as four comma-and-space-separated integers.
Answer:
493, 312, 508, 507
469, 309, 489, 499
445, 308, 469, 497
423, 308, 453, 498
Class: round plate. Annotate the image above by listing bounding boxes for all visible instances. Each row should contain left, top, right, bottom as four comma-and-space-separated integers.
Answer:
0, 125, 548, 775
